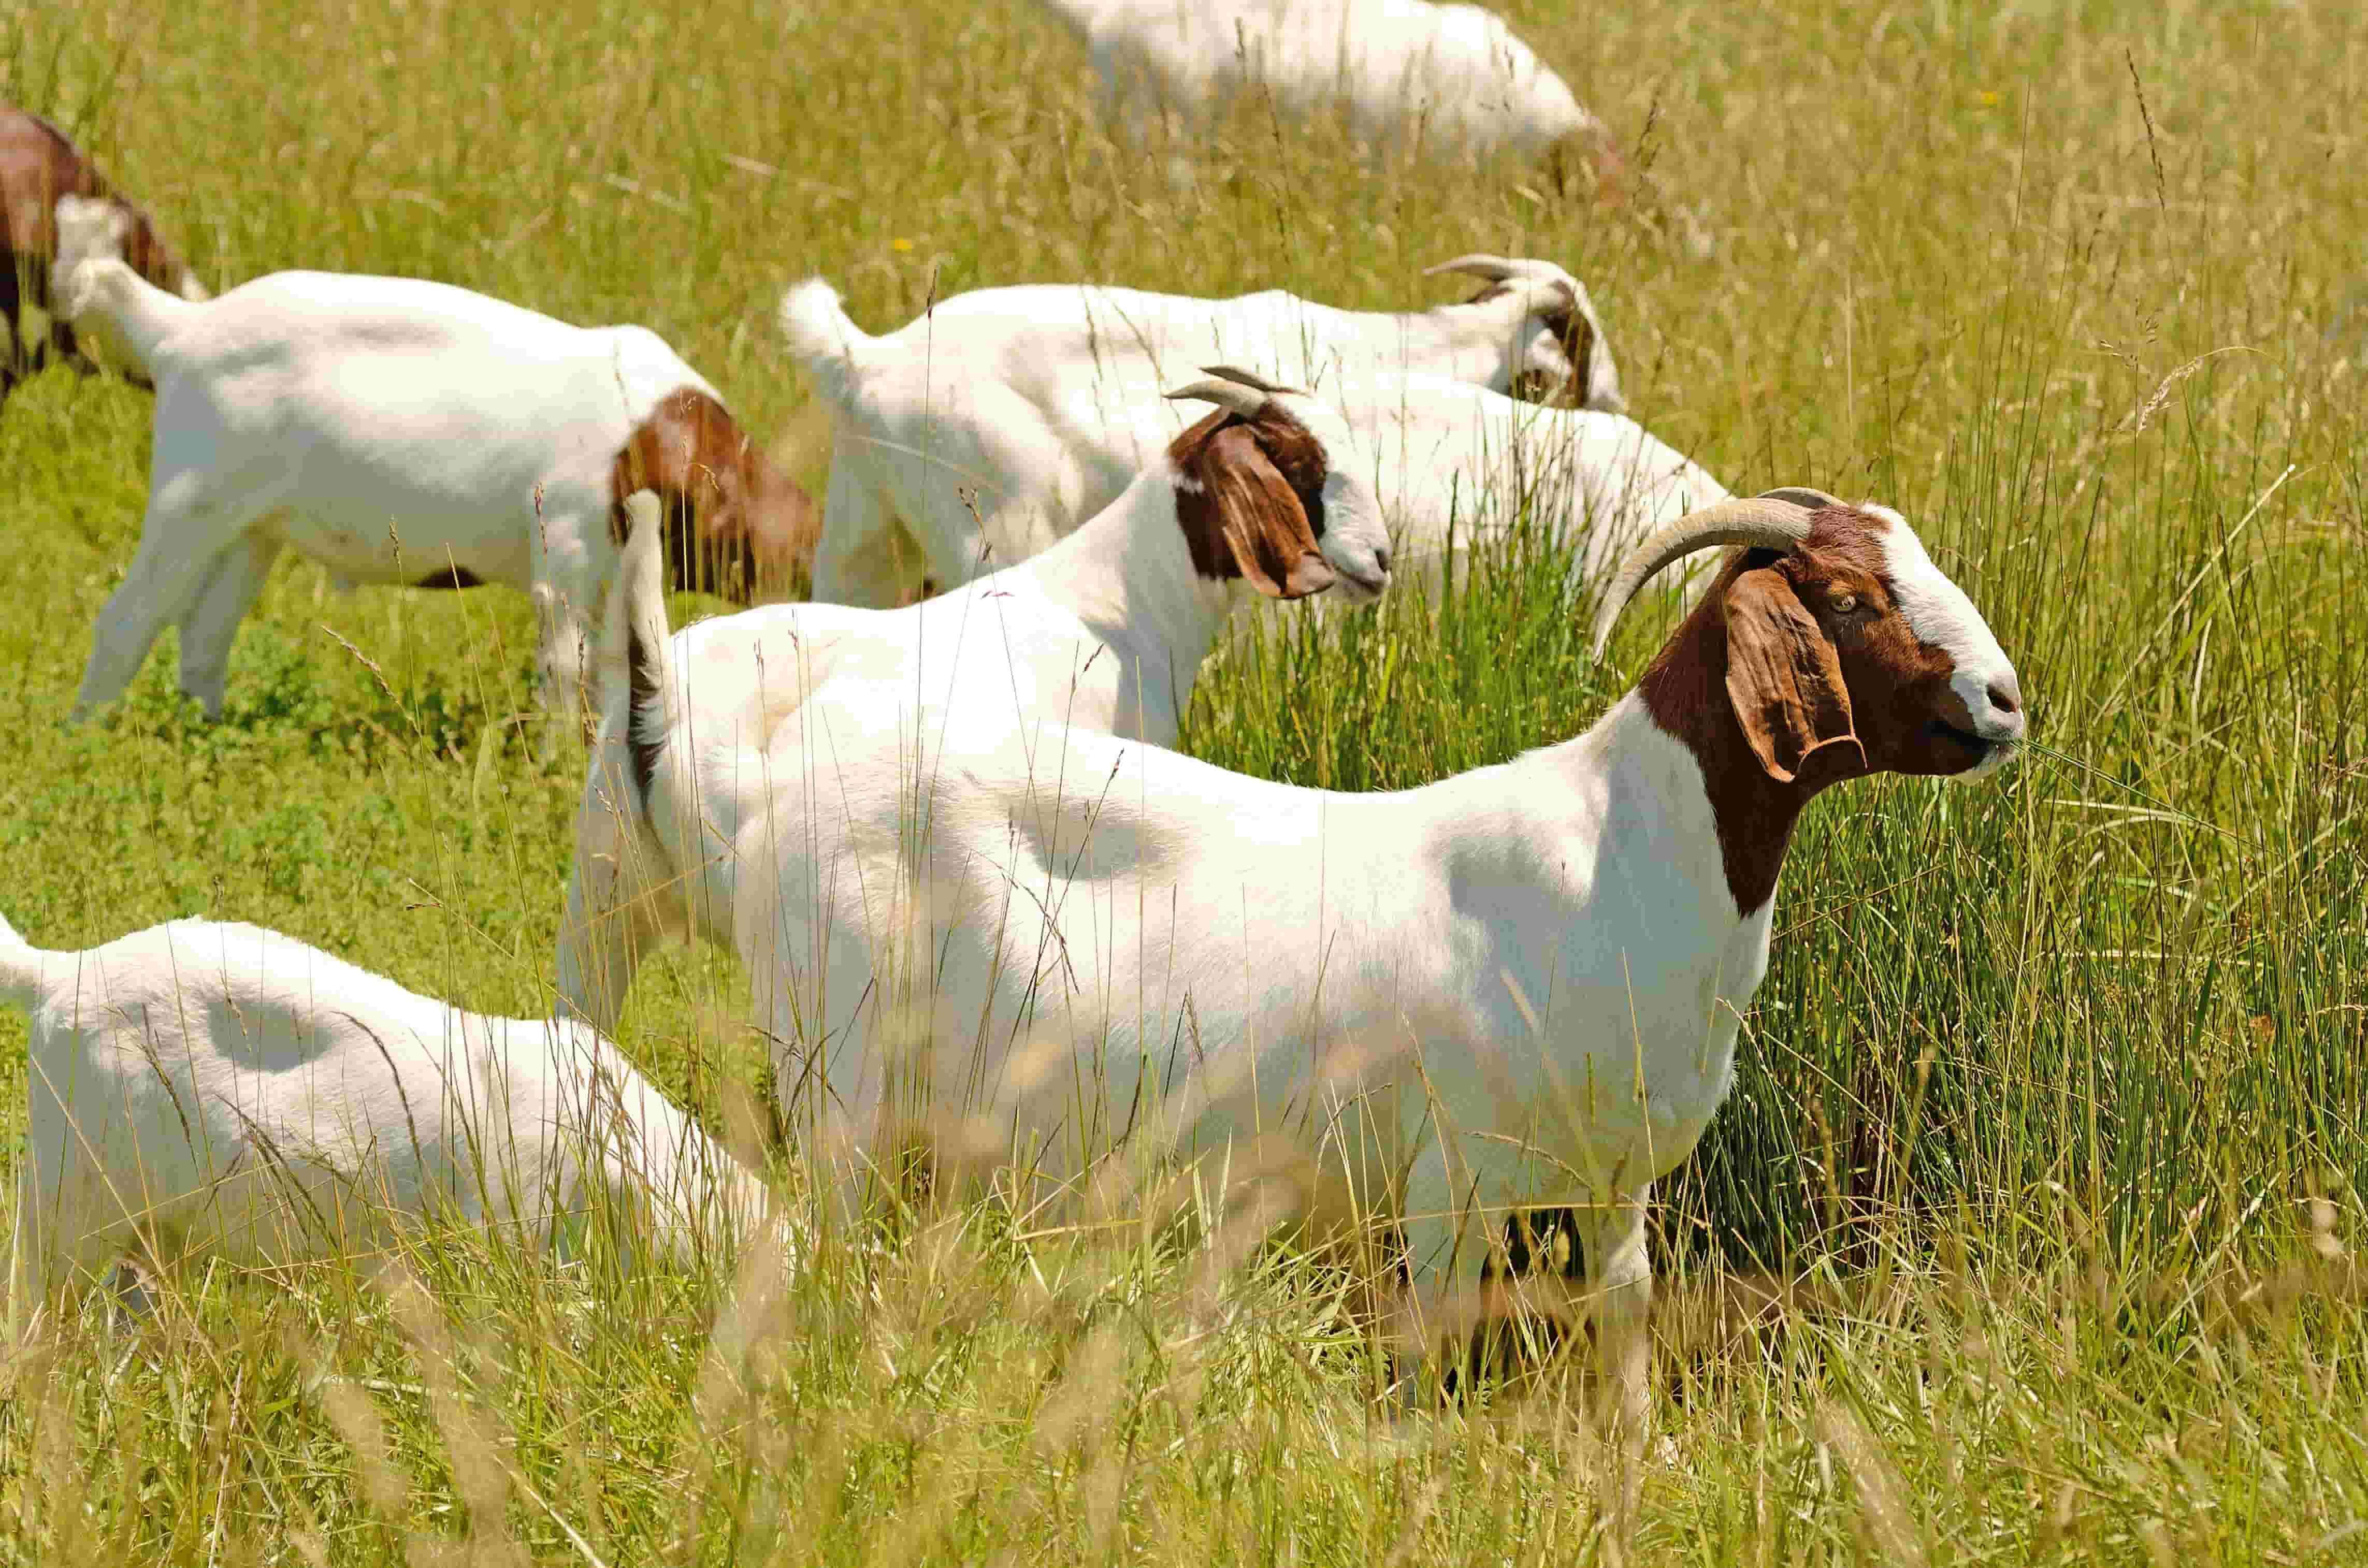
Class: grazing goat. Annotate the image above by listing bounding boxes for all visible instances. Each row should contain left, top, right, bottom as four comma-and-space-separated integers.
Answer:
52, 196, 816, 720
1330, 370, 1728, 590
780, 254, 1616, 605
611, 486, 2024, 1464
556, 370, 1393, 1031
0, 107, 205, 402
3, 909, 767, 1325
1033, 0, 1623, 195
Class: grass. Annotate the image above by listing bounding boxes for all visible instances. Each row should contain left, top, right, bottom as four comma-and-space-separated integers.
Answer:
5, 0, 2368, 1560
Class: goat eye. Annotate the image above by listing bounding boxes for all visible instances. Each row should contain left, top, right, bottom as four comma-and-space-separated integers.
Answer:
1828, 590, 1858, 614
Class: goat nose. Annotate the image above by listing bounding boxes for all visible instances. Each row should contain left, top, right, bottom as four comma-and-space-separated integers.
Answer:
1986, 675, 2023, 717
1374, 547, 1393, 576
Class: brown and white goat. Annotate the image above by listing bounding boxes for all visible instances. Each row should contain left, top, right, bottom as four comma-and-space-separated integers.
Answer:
53, 196, 817, 720
1, 107, 205, 401
699, 487, 2022, 1515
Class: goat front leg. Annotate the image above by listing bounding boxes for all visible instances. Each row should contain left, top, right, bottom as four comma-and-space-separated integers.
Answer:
1581, 1186, 1654, 1558
74, 485, 251, 720
175, 534, 284, 719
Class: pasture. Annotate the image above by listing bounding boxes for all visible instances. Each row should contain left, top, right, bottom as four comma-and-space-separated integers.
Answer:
4, 0, 2366, 1560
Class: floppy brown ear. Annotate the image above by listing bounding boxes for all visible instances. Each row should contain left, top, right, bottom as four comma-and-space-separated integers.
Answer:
1183, 422, 1335, 600
1723, 568, 1863, 782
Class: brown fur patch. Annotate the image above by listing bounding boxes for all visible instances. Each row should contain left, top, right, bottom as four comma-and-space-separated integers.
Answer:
608, 386, 822, 601
1165, 403, 1334, 598
1637, 506, 1976, 912
1, 107, 194, 390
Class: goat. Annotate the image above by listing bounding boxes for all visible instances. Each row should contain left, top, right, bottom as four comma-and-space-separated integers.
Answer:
556, 368, 1393, 1032
611, 486, 2025, 1471
1032, 0, 1624, 196
0, 107, 205, 403
52, 196, 817, 721
1329, 369, 1728, 590
779, 254, 1617, 606
2, 908, 768, 1327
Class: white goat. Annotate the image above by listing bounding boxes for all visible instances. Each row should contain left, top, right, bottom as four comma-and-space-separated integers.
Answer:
1034, 0, 1621, 190
556, 369, 1393, 1032
969, 367, 1730, 594
779, 254, 1619, 606
51, 195, 815, 722
608, 487, 2025, 1446
3, 909, 768, 1325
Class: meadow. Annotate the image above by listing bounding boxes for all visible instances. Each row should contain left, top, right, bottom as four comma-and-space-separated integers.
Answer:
4, 0, 2367, 1560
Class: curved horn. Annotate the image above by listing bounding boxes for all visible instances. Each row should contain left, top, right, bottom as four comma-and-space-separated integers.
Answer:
1753, 487, 1843, 512
1164, 364, 1301, 419
1588, 495, 1820, 657
1202, 364, 1300, 396
1423, 253, 1520, 284
1164, 380, 1267, 420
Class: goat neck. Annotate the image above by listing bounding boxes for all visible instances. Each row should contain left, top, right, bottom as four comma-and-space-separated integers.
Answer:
1626, 572, 1862, 915
1016, 469, 1245, 708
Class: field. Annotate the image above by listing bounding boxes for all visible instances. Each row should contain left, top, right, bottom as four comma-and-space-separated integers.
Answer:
6, 0, 2368, 1560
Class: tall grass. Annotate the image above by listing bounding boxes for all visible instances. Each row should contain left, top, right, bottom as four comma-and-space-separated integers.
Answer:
4, 0, 2367, 1560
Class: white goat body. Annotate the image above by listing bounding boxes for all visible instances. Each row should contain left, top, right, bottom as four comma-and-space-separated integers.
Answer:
1038, 0, 1605, 170
781, 261, 1617, 606
4, 911, 766, 1315
611, 490, 2027, 1412
55, 199, 811, 720
1261, 371, 1727, 588
556, 381, 1394, 1032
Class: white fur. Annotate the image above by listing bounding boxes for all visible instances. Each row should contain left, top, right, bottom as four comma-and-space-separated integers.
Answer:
1306, 371, 1726, 590
1036, 0, 1604, 168
52, 197, 738, 720
1870, 504, 2024, 775
780, 264, 1618, 606
659, 502, 2019, 1397
2, 910, 766, 1322
555, 399, 1395, 1031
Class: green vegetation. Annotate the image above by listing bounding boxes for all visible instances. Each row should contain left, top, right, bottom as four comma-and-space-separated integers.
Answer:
5, 0, 2366, 1560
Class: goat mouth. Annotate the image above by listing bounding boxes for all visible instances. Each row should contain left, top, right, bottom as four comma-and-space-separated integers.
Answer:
1929, 718, 2006, 761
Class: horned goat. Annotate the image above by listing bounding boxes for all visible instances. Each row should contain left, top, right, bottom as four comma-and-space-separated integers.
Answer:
780, 254, 1616, 605
0, 107, 206, 402
609, 486, 2026, 1461
556, 370, 1393, 1032
52, 196, 816, 721
3, 908, 767, 1326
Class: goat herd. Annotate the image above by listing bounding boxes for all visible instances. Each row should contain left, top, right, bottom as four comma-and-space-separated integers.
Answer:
2, 0, 2029, 1445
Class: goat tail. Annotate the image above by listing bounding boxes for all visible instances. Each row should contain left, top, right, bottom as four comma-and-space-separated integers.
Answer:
777, 277, 873, 412
52, 194, 193, 373
602, 490, 680, 827
0, 908, 50, 1010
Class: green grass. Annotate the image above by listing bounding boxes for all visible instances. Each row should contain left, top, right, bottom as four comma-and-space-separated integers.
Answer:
6, 0, 2368, 1561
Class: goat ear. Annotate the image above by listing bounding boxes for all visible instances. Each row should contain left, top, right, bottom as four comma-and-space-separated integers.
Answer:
1723, 568, 1862, 782
1189, 423, 1334, 599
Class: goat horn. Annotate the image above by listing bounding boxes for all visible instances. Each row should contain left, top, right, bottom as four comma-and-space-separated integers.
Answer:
1754, 487, 1844, 512
1423, 253, 1521, 283
1203, 364, 1301, 395
1165, 363, 1293, 419
1587, 492, 1821, 657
